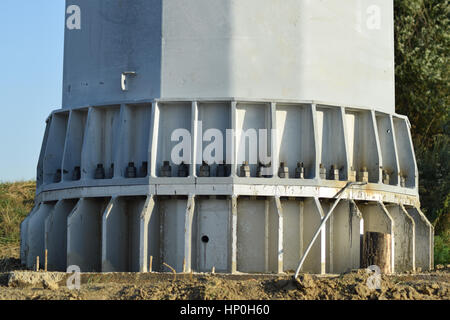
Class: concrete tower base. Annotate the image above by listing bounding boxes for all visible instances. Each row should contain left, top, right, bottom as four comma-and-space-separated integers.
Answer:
21, 100, 434, 274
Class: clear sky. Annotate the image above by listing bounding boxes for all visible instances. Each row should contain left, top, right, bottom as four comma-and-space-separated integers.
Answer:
0, 1, 65, 182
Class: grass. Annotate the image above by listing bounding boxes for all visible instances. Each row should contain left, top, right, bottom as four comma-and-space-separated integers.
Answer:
0, 181, 35, 249
0, 181, 35, 271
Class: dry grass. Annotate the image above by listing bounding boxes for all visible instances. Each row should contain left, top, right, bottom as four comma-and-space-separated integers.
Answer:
0, 181, 34, 272
0, 245, 22, 273
0, 181, 35, 246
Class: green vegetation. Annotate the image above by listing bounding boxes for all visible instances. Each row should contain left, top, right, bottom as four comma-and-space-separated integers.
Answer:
435, 233, 450, 266
394, 0, 449, 264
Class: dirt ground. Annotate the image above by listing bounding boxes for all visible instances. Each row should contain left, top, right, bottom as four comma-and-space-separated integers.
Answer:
0, 248, 449, 300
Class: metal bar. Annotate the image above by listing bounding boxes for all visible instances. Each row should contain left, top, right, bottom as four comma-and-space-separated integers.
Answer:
294, 181, 367, 279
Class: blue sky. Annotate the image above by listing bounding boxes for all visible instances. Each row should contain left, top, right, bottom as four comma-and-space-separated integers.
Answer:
0, 1, 65, 182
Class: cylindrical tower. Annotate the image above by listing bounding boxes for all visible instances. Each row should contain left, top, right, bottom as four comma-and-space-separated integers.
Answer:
21, 0, 433, 274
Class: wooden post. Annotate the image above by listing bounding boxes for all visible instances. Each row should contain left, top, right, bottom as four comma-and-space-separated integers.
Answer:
362, 232, 391, 274
149, 256, 153, 273
182, 258, 186, 273
45, 250, 48, 272
36, 256, 39, 272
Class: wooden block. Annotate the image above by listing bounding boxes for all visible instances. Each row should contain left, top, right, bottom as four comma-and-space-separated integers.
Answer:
362, 232, 391, 274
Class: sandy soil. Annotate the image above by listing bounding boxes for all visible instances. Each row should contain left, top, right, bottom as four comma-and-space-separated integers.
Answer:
0, 263, 449, 300
1, 246, 448, 300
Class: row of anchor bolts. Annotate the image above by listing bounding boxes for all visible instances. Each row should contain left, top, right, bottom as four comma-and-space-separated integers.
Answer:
240, 161, 306, 178
95, 162, 148, 179
53, 162, 407, 186
53, 162, 148, 182
322, 164, 363, 182
53, 166, 84, 182
242, 163, 407, 184
93, 162, 148, 179
381, 168, 407, 187
160, 161, 232, 177
54, 164, 113, 181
